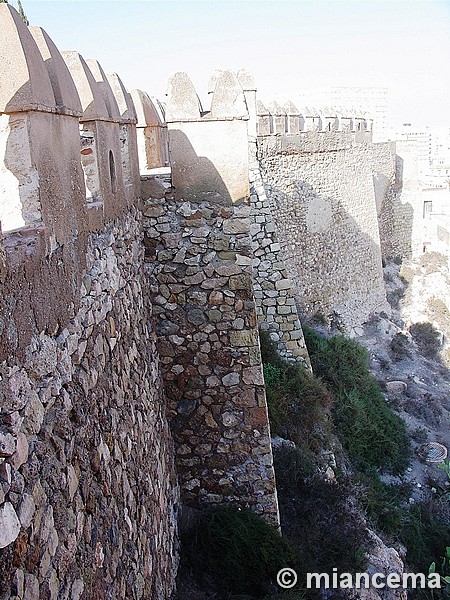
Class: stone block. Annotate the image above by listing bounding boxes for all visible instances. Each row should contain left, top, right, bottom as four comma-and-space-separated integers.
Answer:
0, 432, 16, 457
222, 372, 240, 387
223, 219, 249, 235
229, 274, 252, 291
386, 381, 407, 395
229, 330, 258, 347
0, 502, 21, 548
242, 366, 264, 386
274, 279, 291, 291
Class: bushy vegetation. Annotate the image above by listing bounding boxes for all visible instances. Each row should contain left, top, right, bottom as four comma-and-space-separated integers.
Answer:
390, 332, 413, 361
260, 329, 370, 590
410, 322, 442, 359
260, 330, 333, 452
178, 507, 297, 598
357, 474, 449, 585
274, 446, 369, 580
300, 326, 450, 594
302, 325, 410, 474
176, 326, 449, 600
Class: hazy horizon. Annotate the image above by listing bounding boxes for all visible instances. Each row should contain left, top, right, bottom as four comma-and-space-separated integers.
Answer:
16, 0, 450, 128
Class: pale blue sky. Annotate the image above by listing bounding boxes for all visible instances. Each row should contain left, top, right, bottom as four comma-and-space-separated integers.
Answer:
18, 0, 450, 127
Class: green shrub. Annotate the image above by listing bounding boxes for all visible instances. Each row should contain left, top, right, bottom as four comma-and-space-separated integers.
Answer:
260, 329, 333, 451
180, 507, 297, 597
274, 446, 369, 580
260, 329, 285, 369
410, 322, 442, 358
302, 326, 371, 390
356, 470, 411, 534
390, 332, 413, 361
303, 325, 410, 474
263, 363, 282, 387
312, 312, 327, 326
400, 503, 450, 574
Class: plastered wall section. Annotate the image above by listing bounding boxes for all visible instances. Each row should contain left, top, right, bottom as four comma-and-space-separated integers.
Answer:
0, 6, 179, 596
0, 209, 180, 600
169, 120, 249, 204
143, 184, 279, 526
257, 134, 391, 333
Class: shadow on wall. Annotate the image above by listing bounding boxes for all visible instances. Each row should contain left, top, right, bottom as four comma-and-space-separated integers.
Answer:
169, 128, 249, 205
376, 154, 414, 261
168, 129, 234, 205
265, 179, 389, 331
392, 154, 414, 259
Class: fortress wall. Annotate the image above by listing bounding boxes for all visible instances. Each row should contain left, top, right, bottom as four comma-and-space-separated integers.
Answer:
0, 6, 417, 593
0, 6, 179, 598
130, 90, 169, 172
143, 192, 278, 523
142, 72, 279, 525
248, 143, 311, 365
378, 140, 426, 260
258, 134, 391, 333
0, 211, 179, 600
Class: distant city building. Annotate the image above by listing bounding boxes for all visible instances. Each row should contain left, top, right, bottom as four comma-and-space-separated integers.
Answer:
393, 124, 450, 256
393, 123, 432, 175
429, 126, 450, 183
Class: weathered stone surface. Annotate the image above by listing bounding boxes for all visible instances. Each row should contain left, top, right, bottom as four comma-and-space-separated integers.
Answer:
275, 278, 291, 291
0, 501, 21, 548
229, 273, 252, 290
223, 219, 250, 235
257, 135, 391, 330
386, 380, 407, 395
18, 493, 35, 528
145, 193, 279, 526
229, 330, 258, 347
0, 431, 16, 457
0, 208, 180, 599
248, 141, 311, 365
10, 432, 28, 469
222, 372, 240, 386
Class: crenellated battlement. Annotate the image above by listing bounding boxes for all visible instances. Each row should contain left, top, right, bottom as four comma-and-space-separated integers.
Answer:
256, 98, 373, 141
164, 70, 251, 204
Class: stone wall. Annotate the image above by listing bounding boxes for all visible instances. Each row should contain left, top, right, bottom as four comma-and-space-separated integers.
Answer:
143, 190, 278, 524
378, 140, 426, 260
0, 6, 179, 598
257, 133, 391, 333
142, 71, 279, 526
0, 210, 179, 600
248, 142, 311, 366
1, 7, 424, 596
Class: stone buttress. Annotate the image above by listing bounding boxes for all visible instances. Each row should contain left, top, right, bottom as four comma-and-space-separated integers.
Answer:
142, 71, 280, 525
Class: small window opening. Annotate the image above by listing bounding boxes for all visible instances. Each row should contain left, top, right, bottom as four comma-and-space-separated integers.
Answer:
423, 201, 433, 218
109, 150, 116, 195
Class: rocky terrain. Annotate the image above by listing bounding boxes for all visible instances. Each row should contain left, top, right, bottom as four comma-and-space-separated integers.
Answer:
361, 253, 450, 503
